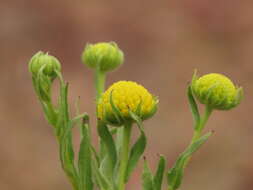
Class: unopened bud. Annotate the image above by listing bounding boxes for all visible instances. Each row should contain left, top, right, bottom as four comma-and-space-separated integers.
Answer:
191, 73, 243, 110
28, 51, 61, 79
81, 42, 124, 72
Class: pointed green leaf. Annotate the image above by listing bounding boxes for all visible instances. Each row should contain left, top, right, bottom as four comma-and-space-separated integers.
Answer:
187, 85, 200, 127
92, 158, 113, 190
78, 120, 93, 190
125, 111, 147, 182
91, 145, 100, 166
167, 132, 212, 190
153, 155, 166, 190
142, 159, 154, 190
125, 128, 146, 182
97, 120, 117, 177
58, 123, 79, 190
109, 90, 124, 124
56, 80, 79, 189
55, 81, 70, 137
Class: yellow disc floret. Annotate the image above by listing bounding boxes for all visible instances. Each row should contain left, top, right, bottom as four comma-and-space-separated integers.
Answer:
98, 81, 158, 126
191, 73, 243, 110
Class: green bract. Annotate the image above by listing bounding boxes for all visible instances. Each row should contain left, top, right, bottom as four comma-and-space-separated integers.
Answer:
28, 51, 61, 79
191, 73, 243, 110
81, 42, 124, 72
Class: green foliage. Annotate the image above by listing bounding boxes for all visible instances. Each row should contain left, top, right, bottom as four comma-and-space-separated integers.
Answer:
29, 45, 242, 190
167, 132, 212, 190
153, 155, 166, 190
125, 111, 147, 182
78, 118, 93, 190
142, 159, 154, 190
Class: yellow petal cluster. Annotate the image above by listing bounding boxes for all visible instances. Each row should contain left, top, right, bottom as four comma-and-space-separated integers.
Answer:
98, 81, 157, 125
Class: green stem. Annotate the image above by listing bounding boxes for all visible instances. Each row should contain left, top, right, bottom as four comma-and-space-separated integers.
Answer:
118, 123, 132, 190
95, 69, 106, 103
183, 106, 213, 171
191, 105, 213, 143
94, 68, 107, 159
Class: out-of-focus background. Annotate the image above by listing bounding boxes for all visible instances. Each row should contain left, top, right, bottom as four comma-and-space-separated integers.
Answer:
1, 0, 253, 189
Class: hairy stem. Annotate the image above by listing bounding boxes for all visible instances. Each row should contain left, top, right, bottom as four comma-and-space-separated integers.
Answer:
183, 106, 213, 170
191, 105, 213, 143
118, 123, 132, 190
95, 69, 106, 103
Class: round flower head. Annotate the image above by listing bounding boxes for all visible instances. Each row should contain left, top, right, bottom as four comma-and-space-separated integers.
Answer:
97, 81, 158, 126
81, 42, 124, 72
28, 51, 61, 79
191, 73, 243, 110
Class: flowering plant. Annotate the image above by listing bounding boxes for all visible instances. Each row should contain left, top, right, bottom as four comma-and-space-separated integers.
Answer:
28, 42, 243, 190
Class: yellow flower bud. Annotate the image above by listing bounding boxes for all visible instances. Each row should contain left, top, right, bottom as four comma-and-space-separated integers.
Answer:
98, 81, 158, 126
81, 42, 124, 72
28, 51, 61, 79
191, 73, 243, 110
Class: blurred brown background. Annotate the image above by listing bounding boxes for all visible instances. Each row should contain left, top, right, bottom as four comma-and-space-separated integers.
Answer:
1, 0, 253, 189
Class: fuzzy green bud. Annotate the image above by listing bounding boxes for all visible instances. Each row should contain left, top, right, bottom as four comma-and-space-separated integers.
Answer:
28, 51, 61, 79
191, 73, 243, 110
81, 42, 124, 72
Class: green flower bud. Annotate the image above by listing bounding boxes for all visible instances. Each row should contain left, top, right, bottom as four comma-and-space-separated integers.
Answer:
191, 72, 243, 110
28, 51, 61, 79
81, 42, 124, 72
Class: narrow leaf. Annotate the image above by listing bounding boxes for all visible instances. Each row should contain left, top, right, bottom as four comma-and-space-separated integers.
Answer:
125, 129, 146, 182
78, 120, 93, 190
142, 159, 154, 190
167, 132, 212, 190
125, 111, 147, 182
91, 158, 113, 190
153, 155, 166, 190
97, 120, 117, 177
187, 85, 200, 126
57, 80, 79, 189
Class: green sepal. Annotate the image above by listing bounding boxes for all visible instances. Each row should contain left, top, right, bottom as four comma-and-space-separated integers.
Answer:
108, 90, 125, 126
78, 118, 93, 190
36, 66, 53, 102
31, 75, 58, 126
167, 132, 212, 190
153, 155, 166, 190
125, 111, 147, 182
229, 87, 243, 109
187, 85, 200, 128
142, 158, 154, 190
141, 96, 158, 120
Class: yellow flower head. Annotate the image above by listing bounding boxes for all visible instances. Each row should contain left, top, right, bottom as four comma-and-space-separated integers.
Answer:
191, 73, 243, 110
98, 81, 158, 126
